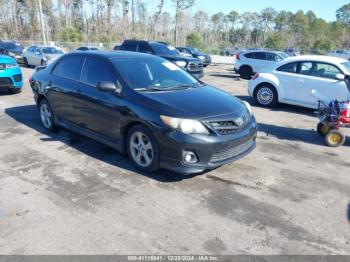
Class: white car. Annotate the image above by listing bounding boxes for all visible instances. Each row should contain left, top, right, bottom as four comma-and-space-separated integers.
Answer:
248, 55, 350, 109
234, 50, 289, 79
23, 45, 64, 67
328, 49, 350, 60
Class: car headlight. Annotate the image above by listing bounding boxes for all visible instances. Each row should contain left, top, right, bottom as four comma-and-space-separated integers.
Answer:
198, 55, 205, 61
8, 51, 15, 57
161, 116, 209, 135
175, 61, 187, 67
243, 101, 252, 116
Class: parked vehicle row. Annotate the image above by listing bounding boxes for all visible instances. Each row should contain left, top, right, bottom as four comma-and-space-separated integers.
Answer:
30, 51, 257, 174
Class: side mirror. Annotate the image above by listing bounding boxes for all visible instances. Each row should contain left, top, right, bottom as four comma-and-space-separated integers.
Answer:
335, 74, 345, 81
97, 81, 122, 94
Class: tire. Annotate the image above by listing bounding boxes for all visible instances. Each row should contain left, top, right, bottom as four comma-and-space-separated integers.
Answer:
23, 57, 29, 68
126, 125, 160, 173
317, 122, 330, 136
325, 130, 346, 147
39, 99, 56, 131
9, 88, 22, 94
239, 66, 253, 80
253, 84, 278, 107
41, 59, 46, 66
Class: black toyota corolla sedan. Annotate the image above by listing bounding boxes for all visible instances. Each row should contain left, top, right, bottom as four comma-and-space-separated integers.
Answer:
30, 51, 257, 174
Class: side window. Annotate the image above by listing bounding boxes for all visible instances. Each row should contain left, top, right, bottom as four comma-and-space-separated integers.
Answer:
138, 44, 153, 54
299, 62, 313, 76
52, 56, 82, 81
244, 52, 254, 59
277, 62, 298, 73
121, 44, 137, 52
255, 52, 266, 60
81, 57, 117, 87
266, 52, 277, 61
312, 63, 342, 79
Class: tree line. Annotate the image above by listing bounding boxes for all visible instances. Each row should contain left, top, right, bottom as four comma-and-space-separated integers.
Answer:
0, 0, 349, 53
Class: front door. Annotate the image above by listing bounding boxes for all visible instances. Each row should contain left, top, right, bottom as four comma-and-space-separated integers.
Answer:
75, 56, 121, 141
294, 61, 349, 108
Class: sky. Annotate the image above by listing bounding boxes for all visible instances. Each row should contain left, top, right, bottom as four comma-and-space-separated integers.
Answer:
152, 0, 349, 22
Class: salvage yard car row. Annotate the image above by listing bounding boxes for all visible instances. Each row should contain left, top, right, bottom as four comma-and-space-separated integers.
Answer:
1, 39, 350, 173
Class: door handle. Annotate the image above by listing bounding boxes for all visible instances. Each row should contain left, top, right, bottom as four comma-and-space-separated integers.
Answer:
297, 79, 304, 83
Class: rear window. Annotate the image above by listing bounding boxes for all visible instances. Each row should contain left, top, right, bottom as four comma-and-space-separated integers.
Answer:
277, 62, 298, 73
52, 56, 82, 81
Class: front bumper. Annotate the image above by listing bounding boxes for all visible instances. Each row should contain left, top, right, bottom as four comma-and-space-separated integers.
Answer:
156, 116, 258, 174
0, 67, 23, 90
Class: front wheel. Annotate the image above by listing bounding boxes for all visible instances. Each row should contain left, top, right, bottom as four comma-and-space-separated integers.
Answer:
254, 84, 278, 107
127, 125, 160, 173
39, 99, 56, 131
325, 130, 345, 147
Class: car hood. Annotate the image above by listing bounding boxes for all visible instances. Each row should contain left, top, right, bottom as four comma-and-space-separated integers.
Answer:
160, 55, 200, 63
0, 55, 16, 63
134, 85, 246, 119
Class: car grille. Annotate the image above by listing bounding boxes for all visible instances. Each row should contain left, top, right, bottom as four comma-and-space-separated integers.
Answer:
0, 77, 13, 86
207, 112, 250, 135
187, 62, 203, 72
13, 74, 22, 82
210, 139, 255, 164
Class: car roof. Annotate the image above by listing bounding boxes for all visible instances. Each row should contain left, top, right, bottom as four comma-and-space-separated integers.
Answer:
122, 40, 166, 45
69, 50, 156, 60
281, 55, 348, 64
242, 49, 282, 54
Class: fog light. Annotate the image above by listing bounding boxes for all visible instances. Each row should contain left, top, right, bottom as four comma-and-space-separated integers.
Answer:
183, 151, 198, 164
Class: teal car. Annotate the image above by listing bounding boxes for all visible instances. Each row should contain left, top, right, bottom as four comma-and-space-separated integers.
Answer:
0, 55, 23, 94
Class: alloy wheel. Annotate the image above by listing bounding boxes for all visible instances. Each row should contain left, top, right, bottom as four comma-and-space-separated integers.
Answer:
130, 131, 154, 167
40, 103, 52, 129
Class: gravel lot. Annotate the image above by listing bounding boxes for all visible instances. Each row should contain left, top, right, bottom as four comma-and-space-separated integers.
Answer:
0, 64, 349, 254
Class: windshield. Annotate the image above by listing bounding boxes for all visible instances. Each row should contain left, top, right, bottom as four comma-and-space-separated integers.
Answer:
341, 62, 350, 74
41, 47, 63, 54
112, 56, 199, 90
150, 43, 178, 56
2, 42, 20, 50
278, 52, 289, 59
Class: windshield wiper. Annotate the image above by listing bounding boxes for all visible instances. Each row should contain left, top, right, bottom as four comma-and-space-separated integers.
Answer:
134, 86, 165, 92
168, 83, 204, 90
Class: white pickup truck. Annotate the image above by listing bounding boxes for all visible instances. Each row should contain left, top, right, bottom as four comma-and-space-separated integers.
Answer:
328, 49, 350, 60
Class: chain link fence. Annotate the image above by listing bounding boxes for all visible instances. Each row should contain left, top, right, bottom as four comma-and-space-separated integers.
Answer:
16, 41, 121, 52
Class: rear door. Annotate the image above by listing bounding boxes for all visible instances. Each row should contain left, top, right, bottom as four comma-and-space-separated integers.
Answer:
76, 56, 121, 140
245, 52, 267, 72
49, 55, 83, 123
